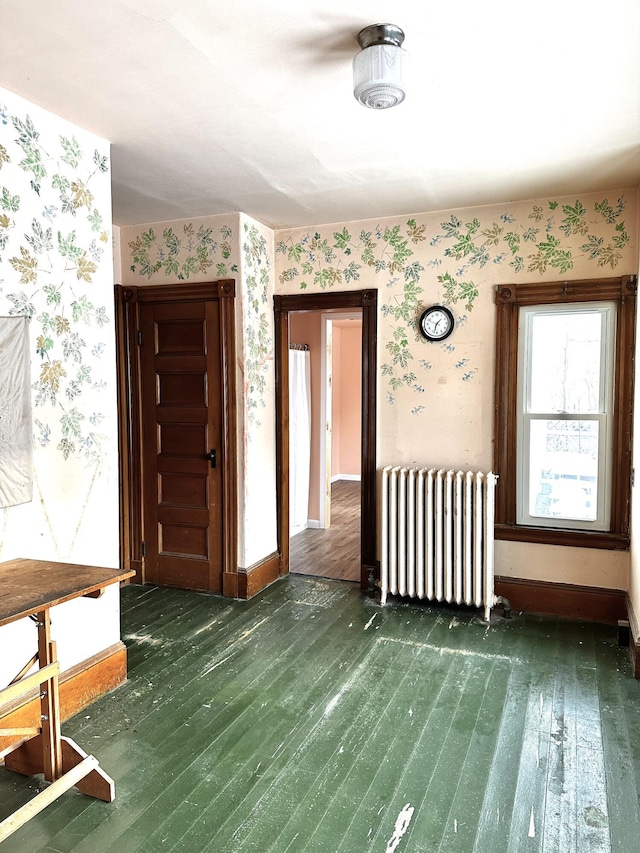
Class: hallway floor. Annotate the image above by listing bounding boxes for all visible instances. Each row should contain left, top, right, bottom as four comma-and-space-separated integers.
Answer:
290, 480, 360, 582
1, 576, 639, 852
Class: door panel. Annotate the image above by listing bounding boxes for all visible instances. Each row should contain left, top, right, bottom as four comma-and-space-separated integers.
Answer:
140, 299, 223, 592
158, 372, 207, 406
159, 472, 207, 507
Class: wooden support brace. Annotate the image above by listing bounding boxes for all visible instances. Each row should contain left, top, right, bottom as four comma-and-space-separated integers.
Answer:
37, 615, 62, 782
83, 588, 104, 599
0, 662, 59, 708
9, 653, 39, 686
0, 737, 35, 762
61, 736, 115, 802
0, 727, 41, 738
4, 734, 115, 802
0, 755, 99, 843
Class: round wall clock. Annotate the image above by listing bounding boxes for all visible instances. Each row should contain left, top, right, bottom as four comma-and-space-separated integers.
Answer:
418, 305, 455, 342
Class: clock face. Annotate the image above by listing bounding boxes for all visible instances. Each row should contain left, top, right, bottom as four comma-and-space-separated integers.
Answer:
419, 305, 455, 342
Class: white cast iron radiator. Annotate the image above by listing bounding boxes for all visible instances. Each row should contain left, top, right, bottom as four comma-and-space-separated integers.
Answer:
380, 467, 499, 621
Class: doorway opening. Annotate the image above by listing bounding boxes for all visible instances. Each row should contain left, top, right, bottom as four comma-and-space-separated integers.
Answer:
288, 310, 362, 581
274, 289, 378, 591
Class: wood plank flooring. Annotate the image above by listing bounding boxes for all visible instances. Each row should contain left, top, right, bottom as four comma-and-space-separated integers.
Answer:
290, 480, 360, 581
1, 576, 639, 852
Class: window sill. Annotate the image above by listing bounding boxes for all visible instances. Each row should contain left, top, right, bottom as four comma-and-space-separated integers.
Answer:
495, 523, 629, 551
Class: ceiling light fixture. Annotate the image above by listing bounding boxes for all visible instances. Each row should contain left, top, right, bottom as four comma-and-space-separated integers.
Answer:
353, 23, 406, 110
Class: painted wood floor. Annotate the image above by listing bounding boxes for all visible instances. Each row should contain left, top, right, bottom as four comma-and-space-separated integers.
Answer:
1, 575, 639, 852
290, 480, 360, 582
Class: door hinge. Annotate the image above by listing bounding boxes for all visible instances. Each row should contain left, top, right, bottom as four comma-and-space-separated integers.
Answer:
141, 540, 146, 557
137, 330, 142, 345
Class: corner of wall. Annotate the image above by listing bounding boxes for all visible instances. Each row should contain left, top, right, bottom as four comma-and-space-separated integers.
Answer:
113, 225, 122, 285
235, 214, 278, 570
628, 184, 640, 638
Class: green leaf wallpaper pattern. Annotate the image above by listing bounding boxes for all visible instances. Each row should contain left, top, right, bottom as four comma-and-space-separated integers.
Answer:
126, 218, 271, 426
0, 98, 112, 460
128, 223, 237, 280
242, 222, 272, 428
276, 196, 632, 409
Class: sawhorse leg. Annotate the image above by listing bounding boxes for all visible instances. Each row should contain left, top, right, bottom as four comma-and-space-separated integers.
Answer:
0, 610, 115, 841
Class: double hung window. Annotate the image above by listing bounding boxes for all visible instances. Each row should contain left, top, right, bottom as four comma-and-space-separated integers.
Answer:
494, 277, 636, 549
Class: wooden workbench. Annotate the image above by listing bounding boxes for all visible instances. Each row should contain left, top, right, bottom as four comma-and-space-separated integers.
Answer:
0, 559, 134, 843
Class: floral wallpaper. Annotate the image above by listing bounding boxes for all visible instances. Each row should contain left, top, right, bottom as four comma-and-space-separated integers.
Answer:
275, 194, 635, 414
0, 96, 114, 462
124, 216, 273, 432
128, 222, 238, 281
241, 221, 272, 427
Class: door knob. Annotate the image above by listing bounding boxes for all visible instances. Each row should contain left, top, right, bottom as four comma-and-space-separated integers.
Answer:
206, 449, 217, 468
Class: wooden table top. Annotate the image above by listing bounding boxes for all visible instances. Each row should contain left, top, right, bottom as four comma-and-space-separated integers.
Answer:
0, 559, 135, 627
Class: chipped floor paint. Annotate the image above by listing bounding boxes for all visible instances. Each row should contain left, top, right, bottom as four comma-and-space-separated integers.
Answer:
386, 803, 415, 852
528, 807, 536, 838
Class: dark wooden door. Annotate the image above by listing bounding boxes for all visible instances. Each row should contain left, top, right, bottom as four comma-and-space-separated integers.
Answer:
139, 299, 223, 592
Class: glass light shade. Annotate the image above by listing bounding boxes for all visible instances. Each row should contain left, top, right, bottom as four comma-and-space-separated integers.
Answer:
353, 44, 407, 109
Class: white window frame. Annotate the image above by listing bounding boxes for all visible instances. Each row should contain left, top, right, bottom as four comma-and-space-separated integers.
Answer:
516, 301, 616, 532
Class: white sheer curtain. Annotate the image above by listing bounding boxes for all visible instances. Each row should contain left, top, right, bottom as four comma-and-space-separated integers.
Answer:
289, 348, 311, 533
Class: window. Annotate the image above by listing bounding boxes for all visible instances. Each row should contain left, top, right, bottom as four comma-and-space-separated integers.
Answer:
494, 277, 636, 549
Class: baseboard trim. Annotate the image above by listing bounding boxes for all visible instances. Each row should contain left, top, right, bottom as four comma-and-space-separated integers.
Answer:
306, 519, 321, 529
330, 474, 361, 483
238, 552, 281, 599
494, 576, 627, 625
0, 641, 127, 753
626, 595, 640, 678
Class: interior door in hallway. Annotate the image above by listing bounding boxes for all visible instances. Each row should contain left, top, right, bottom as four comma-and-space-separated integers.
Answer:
139, 299, 223, 592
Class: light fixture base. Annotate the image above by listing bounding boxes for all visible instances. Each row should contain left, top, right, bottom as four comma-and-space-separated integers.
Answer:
357, 23, 405, 50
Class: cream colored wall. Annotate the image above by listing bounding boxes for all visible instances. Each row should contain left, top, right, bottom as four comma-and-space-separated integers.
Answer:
113, 225, 123, 285
119, 212, 278, 570
0, 87, 120, 678
238, 214, 277, 567
275, 189, 639, 590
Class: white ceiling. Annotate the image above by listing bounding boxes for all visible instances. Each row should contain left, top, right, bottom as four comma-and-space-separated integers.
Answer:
3, 1, 640, 229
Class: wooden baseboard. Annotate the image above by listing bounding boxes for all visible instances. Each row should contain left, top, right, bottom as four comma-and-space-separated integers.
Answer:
0, 642, 127, 754
237, 552, 281, 599
626, 595, 640, 678
494, 576, 627, 625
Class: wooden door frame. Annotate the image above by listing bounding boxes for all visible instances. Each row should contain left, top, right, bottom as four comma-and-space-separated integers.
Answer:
115, 281, 238, 588
274, 289, 378, 590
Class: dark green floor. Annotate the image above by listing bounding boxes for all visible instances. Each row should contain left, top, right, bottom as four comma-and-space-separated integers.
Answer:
1, 575, 639, 852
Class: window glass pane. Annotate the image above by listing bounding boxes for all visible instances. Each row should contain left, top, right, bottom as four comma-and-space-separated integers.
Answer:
530, 311, 602, 414
528, 419, 598, 521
